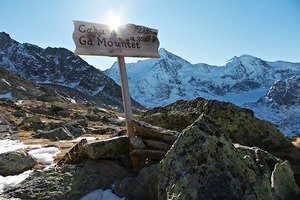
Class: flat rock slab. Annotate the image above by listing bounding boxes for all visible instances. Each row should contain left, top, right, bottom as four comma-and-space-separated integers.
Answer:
131, 119, 179, 145
130, 149, 166, 160
84, 136, 129, 159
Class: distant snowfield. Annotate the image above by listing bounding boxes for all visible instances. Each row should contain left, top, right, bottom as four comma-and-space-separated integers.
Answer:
0, 139, 125, 200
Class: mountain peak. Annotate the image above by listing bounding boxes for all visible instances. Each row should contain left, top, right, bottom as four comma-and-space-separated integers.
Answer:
0, 32, 16, 49
158, 48, 190, 66
158, 48, 172, 58
227, 54, 257, 63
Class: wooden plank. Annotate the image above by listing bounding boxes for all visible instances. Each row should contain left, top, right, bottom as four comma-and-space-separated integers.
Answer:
73, 20, 160, 58
117, 56, 134, 137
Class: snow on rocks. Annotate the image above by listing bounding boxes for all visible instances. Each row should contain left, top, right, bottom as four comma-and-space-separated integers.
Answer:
0, 139, 60, 193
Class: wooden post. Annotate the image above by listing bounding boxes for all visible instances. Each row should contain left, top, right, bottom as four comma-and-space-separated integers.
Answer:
117, 56, 134, 136
117, 56, 139, 168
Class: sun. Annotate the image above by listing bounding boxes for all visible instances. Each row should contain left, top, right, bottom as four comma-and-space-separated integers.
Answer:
106, 11, 121, 31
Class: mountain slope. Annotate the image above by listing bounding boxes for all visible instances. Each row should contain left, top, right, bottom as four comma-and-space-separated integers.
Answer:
0, 32, 143, 111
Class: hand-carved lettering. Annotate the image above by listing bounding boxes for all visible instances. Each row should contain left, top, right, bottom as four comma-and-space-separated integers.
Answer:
73, 21, 159, 57
79, 36, 94, 45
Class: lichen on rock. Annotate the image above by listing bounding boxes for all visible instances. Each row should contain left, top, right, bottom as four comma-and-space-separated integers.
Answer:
159, 114, 300, 200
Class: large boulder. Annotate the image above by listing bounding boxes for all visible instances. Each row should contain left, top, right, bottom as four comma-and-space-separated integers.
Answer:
0, 151, 38, 176
141, 98, 292, 151
83, 136, 129, 159
1, 163, 129, 200
159, 114, 300, 200
132, 119, 179, 145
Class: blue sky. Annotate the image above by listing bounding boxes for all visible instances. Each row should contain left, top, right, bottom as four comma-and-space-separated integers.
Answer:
0, 0, 299, 70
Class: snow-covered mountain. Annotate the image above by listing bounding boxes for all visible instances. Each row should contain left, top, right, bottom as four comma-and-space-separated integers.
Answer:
0, 32, 143, 110
104, 48, 300, 135
104, 48, 299, 106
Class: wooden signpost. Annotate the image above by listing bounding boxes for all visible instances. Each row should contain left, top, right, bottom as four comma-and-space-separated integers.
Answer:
72, 20, 160, 167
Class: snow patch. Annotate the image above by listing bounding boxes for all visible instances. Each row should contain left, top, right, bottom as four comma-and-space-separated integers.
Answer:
0, 139, 41, 154
80, 189, 125, 200
28, 147, 61, 167
0, 170, 32, 193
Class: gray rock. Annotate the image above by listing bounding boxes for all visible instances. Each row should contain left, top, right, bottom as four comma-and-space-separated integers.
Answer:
33, 126, 74, 141
65, 125, 86, 138
143, 139, 172, 152
0, 119, 16, 139
159, 114, 300, 200
131, 119, 179, 145
88, 127, 124, 136
271, 161, 300, 199
12, 110, 27, 117
57, 138, 88, 165
83, 159, 131, 181
0, 151, 38, 176
62, 118, 88, 127
21, 115, 42, 124
114, 164, 159, 200
131, 149, 166, 160
84, 136, 129, 159
130, 136, 146, 150
131, 149, 166, 167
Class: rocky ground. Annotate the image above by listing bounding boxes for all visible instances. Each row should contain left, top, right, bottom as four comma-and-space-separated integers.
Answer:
0, 97, 300, 199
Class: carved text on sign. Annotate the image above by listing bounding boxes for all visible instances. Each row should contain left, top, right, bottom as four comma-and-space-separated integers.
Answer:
73, 21, 160, 58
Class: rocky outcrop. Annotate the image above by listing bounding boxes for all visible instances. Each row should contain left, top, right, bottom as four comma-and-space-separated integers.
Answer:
159, 114, 299, 199
141, 98, 292, 151
0, 151, 37, 176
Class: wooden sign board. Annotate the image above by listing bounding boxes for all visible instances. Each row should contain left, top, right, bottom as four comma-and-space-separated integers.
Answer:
73, 20, 160, 58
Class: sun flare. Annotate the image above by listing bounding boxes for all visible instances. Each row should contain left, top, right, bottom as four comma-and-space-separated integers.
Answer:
106, 11, 121, 31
